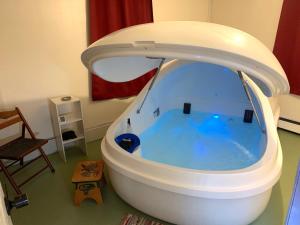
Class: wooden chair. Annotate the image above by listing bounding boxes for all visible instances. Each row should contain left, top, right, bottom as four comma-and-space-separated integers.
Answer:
0, 107, 55, 194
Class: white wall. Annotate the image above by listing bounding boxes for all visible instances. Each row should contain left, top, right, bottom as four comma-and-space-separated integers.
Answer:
0, 0, 132, 155
211, 0, 288, 125
0, 0, 211, 155
153, 0, 211, 22
211, 0, 283, 50
1, 1, 85, 154
211, 0, 300, 126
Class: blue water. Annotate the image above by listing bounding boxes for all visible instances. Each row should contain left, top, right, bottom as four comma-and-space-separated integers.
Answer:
140, 109, 266, 170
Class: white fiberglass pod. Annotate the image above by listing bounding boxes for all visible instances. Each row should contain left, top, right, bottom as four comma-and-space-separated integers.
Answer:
82, 22, 289, 225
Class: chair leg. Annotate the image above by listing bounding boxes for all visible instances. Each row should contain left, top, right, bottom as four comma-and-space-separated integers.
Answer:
20, 158, 24, 167
0, 160, 22, 195
38, 147, 55, 173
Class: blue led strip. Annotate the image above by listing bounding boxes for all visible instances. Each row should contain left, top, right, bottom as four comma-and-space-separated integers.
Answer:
286, 160, 300, 225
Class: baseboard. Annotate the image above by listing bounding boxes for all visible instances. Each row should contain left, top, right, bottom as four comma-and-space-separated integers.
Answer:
278, 117, 300, 134
85, 122, 112, 142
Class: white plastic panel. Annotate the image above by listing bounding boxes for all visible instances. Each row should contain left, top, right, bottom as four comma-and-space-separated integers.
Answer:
92, 56, 161, 82
81, 21, 290, 96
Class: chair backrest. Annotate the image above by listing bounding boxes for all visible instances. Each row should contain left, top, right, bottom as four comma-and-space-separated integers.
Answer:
0, 108, 22, 129
0, 107, 36, 140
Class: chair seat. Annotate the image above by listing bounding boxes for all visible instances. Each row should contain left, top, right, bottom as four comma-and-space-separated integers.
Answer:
0, 138, 48, 160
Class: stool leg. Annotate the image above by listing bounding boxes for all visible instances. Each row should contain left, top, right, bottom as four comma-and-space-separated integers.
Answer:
74, 189, 82, 206
74, 183, 102, 206
102, 175, 107, 185
94, 187, 102, 204
99, 175, 106, 188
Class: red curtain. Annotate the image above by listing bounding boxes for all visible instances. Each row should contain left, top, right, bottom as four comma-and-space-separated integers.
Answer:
89, 0, 155, 100
273, 0, 300, 95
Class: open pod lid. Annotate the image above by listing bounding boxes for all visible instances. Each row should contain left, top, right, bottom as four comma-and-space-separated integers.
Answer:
81, 21, 289, 96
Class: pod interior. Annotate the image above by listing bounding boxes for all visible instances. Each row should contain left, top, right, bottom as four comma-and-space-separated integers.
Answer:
115, 61, 267, 171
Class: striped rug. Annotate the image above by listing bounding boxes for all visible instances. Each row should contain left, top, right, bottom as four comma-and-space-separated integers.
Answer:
120, 214, 164, 225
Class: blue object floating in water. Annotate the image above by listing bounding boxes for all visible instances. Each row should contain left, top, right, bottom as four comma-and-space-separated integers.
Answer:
286, 161, 300, 225
115, 133, 140, 153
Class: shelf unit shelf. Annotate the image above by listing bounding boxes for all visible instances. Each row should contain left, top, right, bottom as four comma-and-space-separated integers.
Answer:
63, 136, 85, 145
49, 96, 87, 162
59, 117, 83, 126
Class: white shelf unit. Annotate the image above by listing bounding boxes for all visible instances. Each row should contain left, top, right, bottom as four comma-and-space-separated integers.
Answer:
49, 96, 87, 162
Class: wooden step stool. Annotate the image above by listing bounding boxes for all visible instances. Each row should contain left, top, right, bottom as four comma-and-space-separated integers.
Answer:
72, 160, 105, 206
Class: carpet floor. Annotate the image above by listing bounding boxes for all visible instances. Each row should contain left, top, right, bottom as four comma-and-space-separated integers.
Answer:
0, 129, 299, 225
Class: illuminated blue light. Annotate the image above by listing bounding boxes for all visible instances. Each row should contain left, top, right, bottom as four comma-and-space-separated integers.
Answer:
213, 115, 220, 119
140, 109, 266, 171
